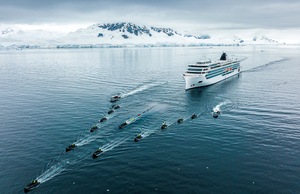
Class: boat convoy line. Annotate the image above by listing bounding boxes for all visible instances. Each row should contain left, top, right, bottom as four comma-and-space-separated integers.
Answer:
24, 54, 237, 192
25, 95, 224, 192
24, 93, 225, 193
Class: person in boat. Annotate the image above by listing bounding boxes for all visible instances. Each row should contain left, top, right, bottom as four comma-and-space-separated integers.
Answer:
212, 108, 221, 118
191, 114, 197, 119
161, 122, 168, 129
92, 148, 103, 158
110, 98, 117, 103
119, 122, 127, 129
113, 105, 120, 109
108, 109, 114, 114
112, 95, 120, 99
136, 134, 143, 140
134, 134, 143, 142
66, 143, 76, 152
24, 180, 40, 193
177, 118, 184, 123
110, 95, 121, 102
70, 143, 76, 148
90, 125, 99, 132
100, 117, 107, 122
91, 125, 98, 129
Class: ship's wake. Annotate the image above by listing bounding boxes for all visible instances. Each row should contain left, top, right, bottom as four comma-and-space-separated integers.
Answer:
244, 58, 289, 73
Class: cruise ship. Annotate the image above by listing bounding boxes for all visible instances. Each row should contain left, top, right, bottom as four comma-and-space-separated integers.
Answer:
183, 53, 241, 90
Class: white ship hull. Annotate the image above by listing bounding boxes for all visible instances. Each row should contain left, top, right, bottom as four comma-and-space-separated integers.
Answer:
183, 53, 242, 90
183, 66, 240, 90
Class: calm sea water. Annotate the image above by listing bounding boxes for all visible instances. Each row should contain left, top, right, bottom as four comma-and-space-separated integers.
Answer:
0, 46, 300, 193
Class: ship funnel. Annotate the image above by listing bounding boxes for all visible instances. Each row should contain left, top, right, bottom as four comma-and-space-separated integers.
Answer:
220, 53, 227, 60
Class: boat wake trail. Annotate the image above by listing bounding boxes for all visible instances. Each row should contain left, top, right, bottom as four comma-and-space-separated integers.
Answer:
36, 137, 128, 185
244, 58, 289, 73
101, 137, 128, 152
120, 105, 156, 128
75, 122, 109, 147
75, 135, 98, 147
121, 82, 166, 98
136, 127, 161, 142
75, 110, 123, 147
139, 129, 156, 139
213, 99, 231, 112
37, 163, 64, 183
138, 115, 187, 141
29, 87, 161, 189
167, 116, 183, 127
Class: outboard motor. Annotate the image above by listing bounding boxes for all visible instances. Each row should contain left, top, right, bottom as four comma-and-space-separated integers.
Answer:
220, 53, 227, 61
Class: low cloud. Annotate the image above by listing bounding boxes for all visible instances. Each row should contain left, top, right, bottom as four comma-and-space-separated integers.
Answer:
1, 0, 299, 31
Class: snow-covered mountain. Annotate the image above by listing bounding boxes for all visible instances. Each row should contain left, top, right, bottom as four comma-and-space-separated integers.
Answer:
0, 22, 285, 49
59, 22, 211, 46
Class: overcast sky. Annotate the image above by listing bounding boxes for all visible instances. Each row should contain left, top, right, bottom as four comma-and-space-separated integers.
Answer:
1, 0, 300, 34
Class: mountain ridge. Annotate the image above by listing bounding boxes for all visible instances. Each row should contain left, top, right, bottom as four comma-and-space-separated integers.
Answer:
0, 22, 284, 49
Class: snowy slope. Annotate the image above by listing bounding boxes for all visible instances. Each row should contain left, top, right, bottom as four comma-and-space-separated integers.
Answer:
0, 22, 285, 49
56, 22, 285, 46
57, 22, 211, 46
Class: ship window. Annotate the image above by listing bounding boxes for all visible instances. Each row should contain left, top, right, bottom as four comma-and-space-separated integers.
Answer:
188, 65, 209, 68
187, 68, 203, 71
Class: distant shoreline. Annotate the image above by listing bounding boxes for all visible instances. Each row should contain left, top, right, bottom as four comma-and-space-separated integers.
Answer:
1, 43, 295, 50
